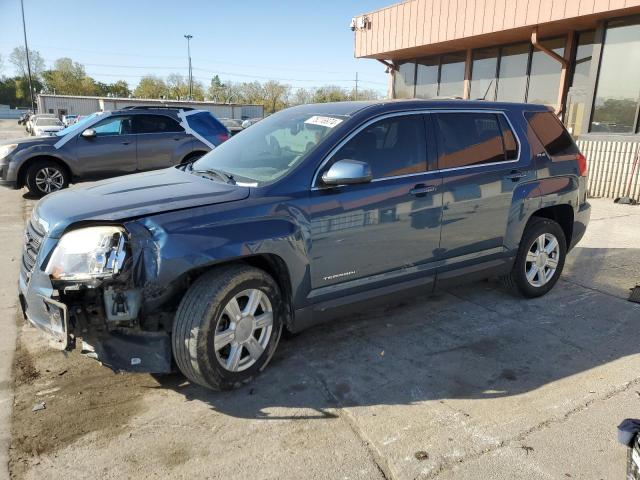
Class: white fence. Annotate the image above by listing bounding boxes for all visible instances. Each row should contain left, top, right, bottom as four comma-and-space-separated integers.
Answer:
577, 138, 640, 200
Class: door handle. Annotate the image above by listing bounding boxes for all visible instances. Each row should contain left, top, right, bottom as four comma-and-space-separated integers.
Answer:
122, 141, 131, 145
410, 184, 437, 197
173, 137, 181, 141
504, 170, 527, 182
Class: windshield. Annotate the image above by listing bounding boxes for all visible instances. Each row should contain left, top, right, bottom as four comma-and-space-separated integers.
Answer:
192, 109, 345, 185
55, 112, 102, 137
37, 118, 63, 126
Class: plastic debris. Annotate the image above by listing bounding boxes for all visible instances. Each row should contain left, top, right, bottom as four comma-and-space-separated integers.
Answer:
32, 402, 46, 412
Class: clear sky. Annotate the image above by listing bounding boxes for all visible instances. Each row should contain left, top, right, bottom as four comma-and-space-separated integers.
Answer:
0, 0, 391, 94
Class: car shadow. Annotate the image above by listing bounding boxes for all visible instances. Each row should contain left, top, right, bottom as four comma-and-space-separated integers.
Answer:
152, 246, 640, 420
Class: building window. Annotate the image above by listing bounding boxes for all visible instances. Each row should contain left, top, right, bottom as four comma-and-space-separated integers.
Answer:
565, 30, 595, 136
591, 18, 640, 133
439, 52, 466, 97
394, 62, 416, 99
415, 56, 439, 99
470, 48, 498, 100
496, 43, 530, 103
527, 38, 565, 107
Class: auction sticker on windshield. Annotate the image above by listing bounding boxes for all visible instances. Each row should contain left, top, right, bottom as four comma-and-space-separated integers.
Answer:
304, 116, 343, 128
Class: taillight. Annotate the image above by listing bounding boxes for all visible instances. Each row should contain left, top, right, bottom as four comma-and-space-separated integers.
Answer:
576, 153, 587, 177
216, 132, 229, 144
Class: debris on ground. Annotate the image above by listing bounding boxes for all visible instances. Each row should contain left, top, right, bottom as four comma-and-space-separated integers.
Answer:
36, 387, 60, 397
32, 402, 46, 412
522, 445, 534, 455
414, 451, 429, 461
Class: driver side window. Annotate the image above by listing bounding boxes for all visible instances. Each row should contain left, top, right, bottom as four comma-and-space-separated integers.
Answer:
331, 115, 428, 179
92, 116, 132, 136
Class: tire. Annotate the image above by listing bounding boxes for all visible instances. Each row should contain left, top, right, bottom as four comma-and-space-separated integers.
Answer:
25, 160, 69, 197
172, 265, 283, 390
501, 217, 567, 298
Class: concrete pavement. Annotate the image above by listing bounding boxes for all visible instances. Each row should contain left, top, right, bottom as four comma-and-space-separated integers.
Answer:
0, 121, 26, 480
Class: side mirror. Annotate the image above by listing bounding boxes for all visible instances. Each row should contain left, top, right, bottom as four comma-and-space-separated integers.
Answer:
81, 128, 96, 139
321, 159, 372, 186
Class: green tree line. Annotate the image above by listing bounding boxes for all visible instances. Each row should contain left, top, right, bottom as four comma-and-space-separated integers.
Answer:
0, 47, 381, 114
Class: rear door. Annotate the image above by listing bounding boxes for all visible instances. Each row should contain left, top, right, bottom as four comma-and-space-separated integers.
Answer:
434, 111, 530, 264
133, 114, 190, 170
73, 114, 137, 177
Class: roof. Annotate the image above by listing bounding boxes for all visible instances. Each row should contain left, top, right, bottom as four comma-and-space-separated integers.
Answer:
288, 98, 550, 117
353, 0, 640, 59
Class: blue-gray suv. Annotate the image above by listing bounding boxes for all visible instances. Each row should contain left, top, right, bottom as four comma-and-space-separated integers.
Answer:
18, 100, 590, 390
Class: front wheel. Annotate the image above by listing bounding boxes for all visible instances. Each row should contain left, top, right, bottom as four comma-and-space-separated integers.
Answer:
172, 265, 283, 390
501, 217, 567, 298
25, 160, 69, 197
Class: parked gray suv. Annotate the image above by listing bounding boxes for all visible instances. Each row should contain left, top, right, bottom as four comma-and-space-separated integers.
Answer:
0, 106, 229, 197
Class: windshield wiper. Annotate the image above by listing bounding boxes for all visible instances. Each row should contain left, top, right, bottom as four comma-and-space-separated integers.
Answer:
192, 168, 236, 185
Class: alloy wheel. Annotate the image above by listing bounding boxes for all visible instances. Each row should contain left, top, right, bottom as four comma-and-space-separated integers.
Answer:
34, 167, 64, 193
214, 289, 274, 372
524, 233, 561, 288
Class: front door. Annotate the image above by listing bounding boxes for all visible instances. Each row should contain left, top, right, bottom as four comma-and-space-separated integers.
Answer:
433, 111, 530, 262
133, 114, 191, 170
73, 114, 137, 178
309, 113, 442, 295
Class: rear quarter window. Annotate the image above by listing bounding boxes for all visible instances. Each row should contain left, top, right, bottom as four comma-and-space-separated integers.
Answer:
525, 111, 579, 158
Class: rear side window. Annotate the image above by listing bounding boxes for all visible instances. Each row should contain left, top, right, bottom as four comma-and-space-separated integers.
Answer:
134, 114, 184, 134
333, 115, 428, 179
434, 113, 507, 169
525, 111, 579, 157
186, 112, 229, 146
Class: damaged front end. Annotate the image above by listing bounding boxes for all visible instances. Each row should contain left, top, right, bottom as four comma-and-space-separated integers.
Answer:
19, 217, 173, 374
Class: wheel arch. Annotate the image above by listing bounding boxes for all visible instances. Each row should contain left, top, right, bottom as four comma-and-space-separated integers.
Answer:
529, 204, 574, 249
180, 150, 208, 164
17, 155, 72, 189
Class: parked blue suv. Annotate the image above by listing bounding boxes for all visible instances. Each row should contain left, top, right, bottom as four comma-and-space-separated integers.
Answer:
18, 100, 590, 390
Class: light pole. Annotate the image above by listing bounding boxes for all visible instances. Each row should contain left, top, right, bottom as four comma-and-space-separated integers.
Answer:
20, 0, 35, 111
184, 34, 193, 100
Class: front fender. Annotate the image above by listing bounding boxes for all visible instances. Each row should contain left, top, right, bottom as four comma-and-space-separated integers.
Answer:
127, 201, 312, 311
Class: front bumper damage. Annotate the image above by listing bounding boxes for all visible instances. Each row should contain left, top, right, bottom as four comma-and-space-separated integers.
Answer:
18, 220, 173, 373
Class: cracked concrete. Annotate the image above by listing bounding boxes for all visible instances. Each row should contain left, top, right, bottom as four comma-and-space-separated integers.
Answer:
2, 119, 640, 479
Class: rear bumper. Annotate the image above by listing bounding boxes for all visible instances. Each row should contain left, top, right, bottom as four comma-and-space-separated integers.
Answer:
570, 201, 591, 250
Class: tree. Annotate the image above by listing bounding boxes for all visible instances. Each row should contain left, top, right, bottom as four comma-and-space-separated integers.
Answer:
0, 54, 4, 78
134, 75, 168, 99
42, 57, 99, 96
290, 88, 313, 106
312, 85, 349, 103
107, 80, 131, 98
208, 76, 243, 103
262, 80, 290, 113
9, 46, 45, 80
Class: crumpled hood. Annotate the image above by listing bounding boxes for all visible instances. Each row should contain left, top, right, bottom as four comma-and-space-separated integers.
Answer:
34, 167, 250, 238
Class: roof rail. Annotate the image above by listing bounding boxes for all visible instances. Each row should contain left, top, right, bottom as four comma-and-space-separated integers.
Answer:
119, 105, 196, 111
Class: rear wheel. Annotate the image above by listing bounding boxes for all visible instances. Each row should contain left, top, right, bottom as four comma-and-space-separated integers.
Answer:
172, 265, 283, 390
501, 217, 567, 298
25, 160, 69, 197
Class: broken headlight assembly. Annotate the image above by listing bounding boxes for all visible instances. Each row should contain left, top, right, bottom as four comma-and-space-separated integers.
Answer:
45, 226, 127, 281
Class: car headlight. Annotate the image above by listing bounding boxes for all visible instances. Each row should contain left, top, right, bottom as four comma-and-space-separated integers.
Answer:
45, 226, 127, 281
0, 144, 17, 159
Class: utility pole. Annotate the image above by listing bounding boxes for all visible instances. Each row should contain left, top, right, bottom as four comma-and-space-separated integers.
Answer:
354, 72, 359, 100
20, 0, 35, 111
184, 34, 193, 100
